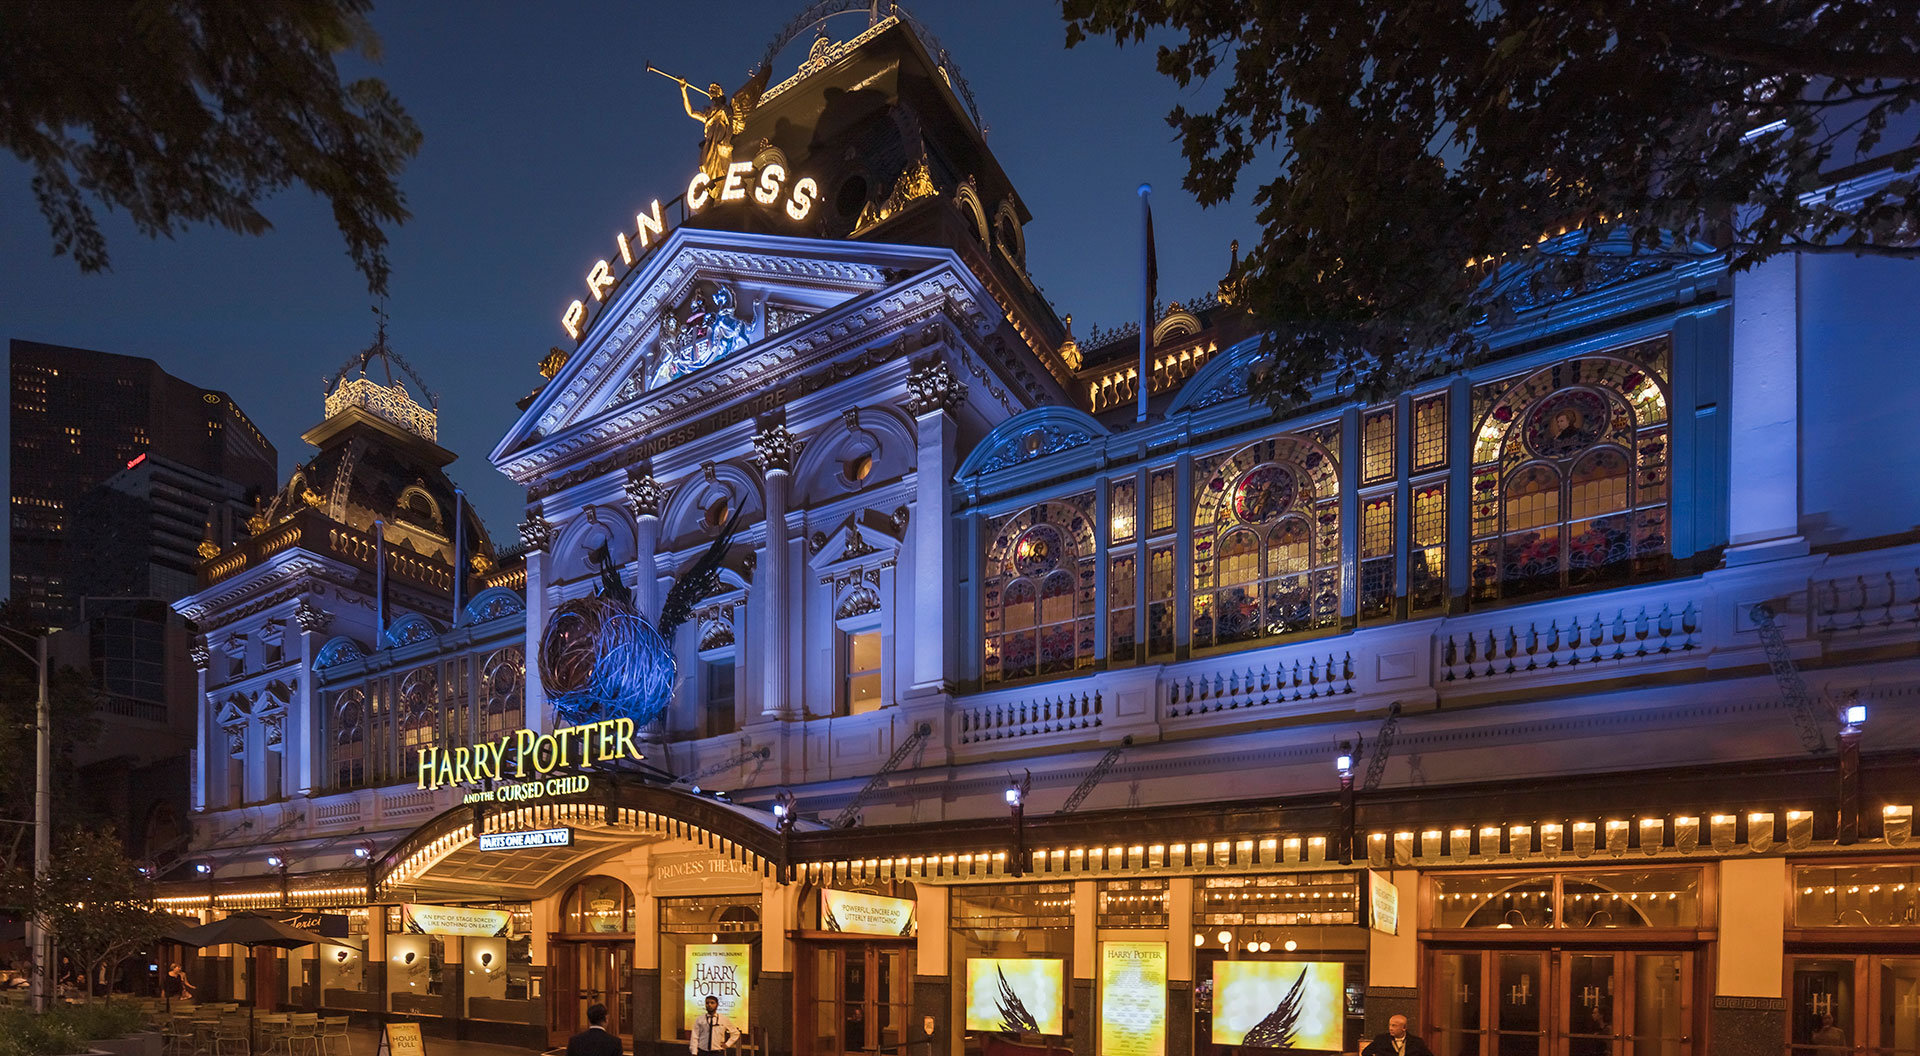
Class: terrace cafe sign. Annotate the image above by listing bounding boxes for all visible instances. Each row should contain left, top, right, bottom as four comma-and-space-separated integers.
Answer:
561, 161, 821, 339
416, 717, 642, 793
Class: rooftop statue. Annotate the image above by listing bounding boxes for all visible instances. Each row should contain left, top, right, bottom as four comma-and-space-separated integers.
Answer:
650, 63, 772, 182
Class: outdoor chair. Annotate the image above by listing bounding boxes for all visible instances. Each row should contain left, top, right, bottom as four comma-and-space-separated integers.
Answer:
210, 1016, 249, 1056
255, 1013, 291, 1055
285, 1013, 323, 1056
317, 1016, 352, 1056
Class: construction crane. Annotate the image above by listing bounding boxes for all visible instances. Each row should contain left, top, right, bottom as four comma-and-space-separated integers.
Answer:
833, 722, 933, 828
1057, 736, 1133, 814
1361, 702, 1403, 792
671, 745, 772, 787
1750, 603, 1831, 754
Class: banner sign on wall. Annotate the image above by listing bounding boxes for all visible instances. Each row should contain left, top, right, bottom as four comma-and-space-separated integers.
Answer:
1368, 871, 1400, 935
820, 889, 917, 936
477, 827, 573, 851
1099, 941, 1167, 1056
1211, 961, 1345, 1050
684, 944, 752, 1031
271, 911, 349, 938
402, 903, 511, 938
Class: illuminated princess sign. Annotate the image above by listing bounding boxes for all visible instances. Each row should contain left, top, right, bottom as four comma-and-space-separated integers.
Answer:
415, 718, 641, 791
560, 161, 820, 340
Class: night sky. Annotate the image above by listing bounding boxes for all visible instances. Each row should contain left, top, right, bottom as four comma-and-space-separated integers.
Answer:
0, 1, 1257, 565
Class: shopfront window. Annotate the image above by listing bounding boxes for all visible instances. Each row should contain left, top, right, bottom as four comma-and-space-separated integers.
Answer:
660, 895, 762, 1048
1794, 862, 1920, 927
318, 909, 374, 1011
1430, 867, 1699, 929
1097, 879, 1168, 929
1191, 873, 1366, 1055
463, 903, 534, 1024
385, 907, 450, 1017
951, 884, 1075, 1052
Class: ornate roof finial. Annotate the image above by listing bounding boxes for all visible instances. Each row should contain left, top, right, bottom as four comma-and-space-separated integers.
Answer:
1059, 313, 1082, 371
197, 507, 221, 560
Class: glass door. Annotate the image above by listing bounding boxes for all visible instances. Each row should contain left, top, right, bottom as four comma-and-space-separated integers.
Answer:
578, 942, 634, 1040
1429, 949, 1694, 1056
1496, 952, 1547, 1056
799, 943, 914, 1056
548, 940, 579, 1047
1792, 954, 1920, 1055
1878, 958, 1920, 1055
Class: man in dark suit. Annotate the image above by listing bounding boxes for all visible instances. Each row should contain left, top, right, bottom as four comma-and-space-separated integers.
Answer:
1360, 1015, 1435, 1056
568, 1002, 622, 1056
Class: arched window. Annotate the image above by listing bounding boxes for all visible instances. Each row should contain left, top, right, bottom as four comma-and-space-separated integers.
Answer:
479, 648, 525, 742
1469, 347, 1671, 600
983, 498, 1097, 684
1192, 436, 1341, 650
332, 688, 366, 789
562, 875, 635, 934
398, 667, 438, 775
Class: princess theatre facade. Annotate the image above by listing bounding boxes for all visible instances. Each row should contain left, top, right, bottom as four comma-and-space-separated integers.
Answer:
165, 9, 1920, 1056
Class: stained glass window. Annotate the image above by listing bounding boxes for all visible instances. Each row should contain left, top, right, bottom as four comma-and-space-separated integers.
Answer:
1468, 340, 1672, 600
1362, 408, 1395, 484
1109, 554, 1136, 663
1414, 394, 1448, 471
1360, 495, 1395, 619
332, 688, 366, 790
1110, 479, 1137, 544
1148, 546, 1175, 656
983, 496, 1098, 684
398, 667, 438, 778
479, 647, 525, 743
1410, 484, 1447, 611
1191, 435, 1342, 649
1149, 470, 1175, 535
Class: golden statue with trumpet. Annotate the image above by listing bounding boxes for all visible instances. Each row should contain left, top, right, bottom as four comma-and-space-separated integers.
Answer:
649, 63, 772, 182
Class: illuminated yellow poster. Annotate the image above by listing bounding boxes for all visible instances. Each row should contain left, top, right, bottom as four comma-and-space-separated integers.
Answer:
1099, 942, 1166, 1056
965, 958, 1064, 1036
684, 944, 751, 1031
820, 888, 917, 936
1211, 961, 1344, 1050
1368, 871, 1399, 935
402, 903, 510, 937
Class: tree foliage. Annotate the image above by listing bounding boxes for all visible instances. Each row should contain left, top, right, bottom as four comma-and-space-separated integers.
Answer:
2, 0, 422, 295
29, 828, 170, 1003
1062, 0, 1920, 404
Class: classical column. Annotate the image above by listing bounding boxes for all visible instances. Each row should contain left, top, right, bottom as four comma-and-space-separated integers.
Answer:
292, 600, 332, 796
754, 422, 801, 719
189, 641, 211, 813
904, 357, 963, 694
519, 511, 554, 733
624, 467, 665, 621
1725, 253, 1808, 563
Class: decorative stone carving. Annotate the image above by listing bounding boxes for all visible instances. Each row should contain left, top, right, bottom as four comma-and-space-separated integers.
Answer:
753, 422, 802, 473
225, 724, 247, 758
189, 643, 211, 670
263, 712, 285, 750
891, 506, 911, 533
518, 511, 554, 551
977, 423, 1097, 473
808, 531, 828, 555
294, 600, 332, 634
624, 467, 665, 519
842, 524, 879, 559
905, 356, 964, 415
835, 584, 882, 620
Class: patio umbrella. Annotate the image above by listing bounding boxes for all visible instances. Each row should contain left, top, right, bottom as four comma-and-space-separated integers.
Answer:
172, 913, 363, 1050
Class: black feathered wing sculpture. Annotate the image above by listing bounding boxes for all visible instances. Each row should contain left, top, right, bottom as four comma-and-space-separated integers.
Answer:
538, 508, 742, 726
1239, 967, 1308, 1049
994, 965, 1042, 1035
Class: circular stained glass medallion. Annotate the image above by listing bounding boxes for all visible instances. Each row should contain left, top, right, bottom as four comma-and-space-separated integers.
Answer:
1524, 388, 1610, 459
1232, 465, 1297, 524
1014, 524, 1065, 576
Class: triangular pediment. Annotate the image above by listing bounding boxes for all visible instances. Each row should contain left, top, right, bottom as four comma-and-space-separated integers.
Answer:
492, 228, 999, 482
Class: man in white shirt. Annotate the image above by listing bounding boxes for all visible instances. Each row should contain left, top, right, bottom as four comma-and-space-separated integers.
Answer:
691, 995, 740, 1056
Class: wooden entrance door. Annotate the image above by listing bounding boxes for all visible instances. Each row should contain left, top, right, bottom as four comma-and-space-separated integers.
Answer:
797, 942, 913, 1056
549, 940, 634, 1047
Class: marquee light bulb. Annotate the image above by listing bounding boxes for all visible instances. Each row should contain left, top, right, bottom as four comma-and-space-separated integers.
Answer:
1194, 934, 1205, 947
1284, 940, 1298, 952
1216, 930, 1233, 946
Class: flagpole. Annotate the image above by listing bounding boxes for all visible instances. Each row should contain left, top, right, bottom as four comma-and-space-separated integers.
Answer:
374, 519, 387, 636
1138, 182, 1154, 424
452, 489, 466, 623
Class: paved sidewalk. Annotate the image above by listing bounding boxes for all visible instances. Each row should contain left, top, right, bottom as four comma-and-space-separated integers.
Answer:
335, 1025, 548, 1056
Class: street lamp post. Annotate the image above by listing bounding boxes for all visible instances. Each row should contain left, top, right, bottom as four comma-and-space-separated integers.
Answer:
0, 628, 51, 1012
